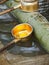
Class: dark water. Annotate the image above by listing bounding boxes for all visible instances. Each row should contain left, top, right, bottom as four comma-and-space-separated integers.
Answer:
0, 4, 49, 56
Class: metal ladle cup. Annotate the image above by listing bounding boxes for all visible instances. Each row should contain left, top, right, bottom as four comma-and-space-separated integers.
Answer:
0, 23, 33, 53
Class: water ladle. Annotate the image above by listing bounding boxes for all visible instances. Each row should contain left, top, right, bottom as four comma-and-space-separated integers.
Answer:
0, 23, 33, 53
0, 0, 38, 15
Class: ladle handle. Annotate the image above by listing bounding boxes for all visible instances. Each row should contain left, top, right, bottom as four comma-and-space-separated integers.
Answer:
0, 39, 20, 53
0, 4, 21, 15
0, 7, 14, 15
0, 0, 8, 4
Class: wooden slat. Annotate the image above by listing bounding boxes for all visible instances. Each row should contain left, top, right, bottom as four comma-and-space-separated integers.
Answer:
0, 54, 11, 65
4, 53, 49, 65
0, 42, 11, 65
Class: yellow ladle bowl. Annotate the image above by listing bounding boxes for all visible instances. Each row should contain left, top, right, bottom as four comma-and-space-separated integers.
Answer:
12, 23, 33, 39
